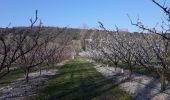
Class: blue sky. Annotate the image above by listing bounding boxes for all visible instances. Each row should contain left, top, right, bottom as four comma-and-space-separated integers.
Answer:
0, 0, 169, 32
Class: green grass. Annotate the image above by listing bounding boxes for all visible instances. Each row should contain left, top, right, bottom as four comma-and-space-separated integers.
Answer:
0, 69, 24, 87
101, 59, 159, 78
37, 57, 132, 100
0, 65, 50, 87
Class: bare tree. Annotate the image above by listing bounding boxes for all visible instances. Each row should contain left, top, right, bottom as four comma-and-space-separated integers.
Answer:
0, 10, 40, 78
80, 24, 89, 51
128, 0, 170, 91
97, 23, 138, 78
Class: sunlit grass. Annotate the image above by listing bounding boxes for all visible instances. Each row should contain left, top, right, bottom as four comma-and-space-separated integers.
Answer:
37, 57, 132, 100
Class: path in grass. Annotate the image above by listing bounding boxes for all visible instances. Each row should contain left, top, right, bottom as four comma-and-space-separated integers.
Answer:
37, 57, 131, 100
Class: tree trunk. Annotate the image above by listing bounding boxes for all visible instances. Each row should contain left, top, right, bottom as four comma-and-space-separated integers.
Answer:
129, 64, 133, 78
39, 67, 42, 76
160, 71, 166, 92
115, 63, 118, 71
7, 67, 10, 73
25, 68, 29, 82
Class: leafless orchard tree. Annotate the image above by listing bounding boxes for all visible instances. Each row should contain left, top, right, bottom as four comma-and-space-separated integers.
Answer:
80, 25, 89, 51
89, 29, 106, 62
0, 10, 71, 82
44, 30, 72, 70
128, 0, 170, 91
101, 43, 120, 69
17, 11, 71, 82
16, 10, 46, 82
0, 11, 41, 78
88, 0, 170, 91
96, 22, 138, 78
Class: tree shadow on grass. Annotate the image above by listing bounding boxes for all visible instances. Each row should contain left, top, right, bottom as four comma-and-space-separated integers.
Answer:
38, 61, 131, 100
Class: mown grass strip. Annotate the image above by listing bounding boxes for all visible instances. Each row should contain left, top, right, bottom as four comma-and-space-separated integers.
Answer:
37, 57, 132, 100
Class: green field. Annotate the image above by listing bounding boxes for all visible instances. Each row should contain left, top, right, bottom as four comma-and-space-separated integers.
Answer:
37, 57, 131, 100
0, 69, 24, 87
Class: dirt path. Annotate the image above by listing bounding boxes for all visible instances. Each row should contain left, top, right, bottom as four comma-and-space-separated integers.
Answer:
0, 60, 69, 100
91, 61, 170, 100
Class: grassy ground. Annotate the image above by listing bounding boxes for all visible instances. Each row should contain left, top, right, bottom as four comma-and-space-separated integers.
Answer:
0, 69, 24, 87
102, 60, 158, 78
37, 57, 132, 100
0, 65, 49, 87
